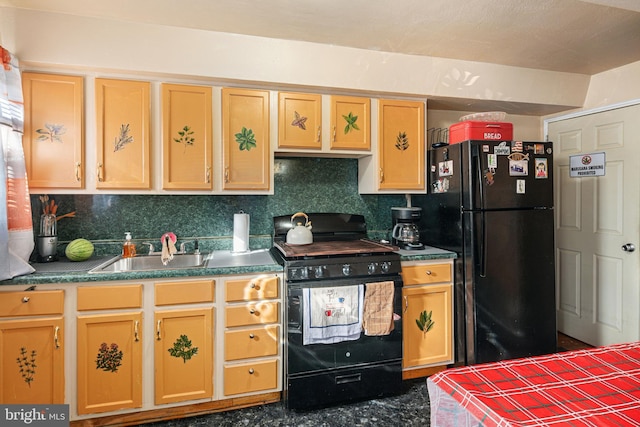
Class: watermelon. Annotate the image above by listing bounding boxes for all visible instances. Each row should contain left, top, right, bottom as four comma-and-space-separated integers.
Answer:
65, 238, 94, 261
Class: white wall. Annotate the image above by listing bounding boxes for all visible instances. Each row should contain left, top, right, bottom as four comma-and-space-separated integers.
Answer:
583, 61, 640, 110
1, 7, 589, 113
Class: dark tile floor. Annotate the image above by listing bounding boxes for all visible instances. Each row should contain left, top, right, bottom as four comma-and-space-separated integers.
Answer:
143, 379, 430, 427
142, 334, 590, 427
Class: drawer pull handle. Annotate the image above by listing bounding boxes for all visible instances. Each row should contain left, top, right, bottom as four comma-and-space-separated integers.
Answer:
54, 326, 60, 349
134, 320, 140, 342
248, 368, 255, 375
22, 296, 30, 303
403, 296, 408, 313
249, 308, 257, 315
425, 270, 432, 275
156, 320, 162, 340
250, 282, 256, 289
249, 333, 255, 339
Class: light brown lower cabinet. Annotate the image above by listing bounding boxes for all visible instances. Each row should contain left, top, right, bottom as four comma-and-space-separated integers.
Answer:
401, 261, 454, 371
154, 279, 215, 405
76, 283, 143, 415
0, 290, 65, 404
154, 307, 214, 404
76, 312, 143, 414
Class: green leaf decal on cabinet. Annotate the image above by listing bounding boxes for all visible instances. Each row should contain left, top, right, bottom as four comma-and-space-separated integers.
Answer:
416, 310, 435, 337
174, 125, 195, 153
342, 112, 360, 134
96, 342, 124, 372
17, 347, 37, 387
235, 127, 257, 151
168, 334, 199, 363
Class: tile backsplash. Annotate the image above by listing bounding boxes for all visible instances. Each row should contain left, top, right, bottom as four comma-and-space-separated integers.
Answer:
30, 158, 407, 256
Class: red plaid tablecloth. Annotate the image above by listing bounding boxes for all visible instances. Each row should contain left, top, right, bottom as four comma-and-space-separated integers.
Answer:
429, 342, 640, 426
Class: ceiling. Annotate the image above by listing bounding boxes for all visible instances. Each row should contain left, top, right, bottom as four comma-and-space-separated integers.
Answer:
3, 0, 640, 76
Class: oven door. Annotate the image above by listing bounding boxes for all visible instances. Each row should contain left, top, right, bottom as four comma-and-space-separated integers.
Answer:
285, 275, 404, 409
286, 275, 403, 375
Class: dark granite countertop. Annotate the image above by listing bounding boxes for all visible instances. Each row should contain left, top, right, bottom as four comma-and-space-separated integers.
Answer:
1, 246, 455, 286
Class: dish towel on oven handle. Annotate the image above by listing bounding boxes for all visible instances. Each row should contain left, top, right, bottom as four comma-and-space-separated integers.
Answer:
303, 285, 364, 345
362, 281, 395, 336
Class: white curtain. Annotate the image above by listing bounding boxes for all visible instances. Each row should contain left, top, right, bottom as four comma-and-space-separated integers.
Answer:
1, 46, 34, 280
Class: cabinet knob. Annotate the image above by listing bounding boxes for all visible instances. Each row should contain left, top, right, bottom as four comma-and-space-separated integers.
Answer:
250, 282, 256, 289
22, 296, 30, 303
248, 368, 255, 375
425, 270, 432, 275
249, 308, 257, 315
249, 333, 255, 339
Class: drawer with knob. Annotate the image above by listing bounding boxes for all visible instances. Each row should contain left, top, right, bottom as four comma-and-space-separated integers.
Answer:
225, 276, 279, 302
223, 359, 278, 396
224, 325, 279, 361
0, 290, 64, 317
225, 301, 279, 327
401, 263, 451, 286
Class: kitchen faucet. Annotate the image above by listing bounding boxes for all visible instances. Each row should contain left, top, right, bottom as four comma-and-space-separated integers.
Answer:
179, 239, 200, 254
141, 242, 155, 255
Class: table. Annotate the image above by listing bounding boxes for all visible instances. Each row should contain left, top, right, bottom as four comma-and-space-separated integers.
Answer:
427, 342, 640, 426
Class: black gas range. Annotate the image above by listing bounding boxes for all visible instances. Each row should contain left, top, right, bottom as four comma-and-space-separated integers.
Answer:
271, 213, 404, 410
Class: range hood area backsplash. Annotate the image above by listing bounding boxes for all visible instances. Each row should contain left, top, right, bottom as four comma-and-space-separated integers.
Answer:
30, 158, 406, 256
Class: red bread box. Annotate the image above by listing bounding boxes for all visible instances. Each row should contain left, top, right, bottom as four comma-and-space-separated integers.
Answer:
449, 121, 513, 144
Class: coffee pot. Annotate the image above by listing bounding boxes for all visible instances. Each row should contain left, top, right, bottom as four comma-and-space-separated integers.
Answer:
392, 222, 420, 245
391, 207, 425, 250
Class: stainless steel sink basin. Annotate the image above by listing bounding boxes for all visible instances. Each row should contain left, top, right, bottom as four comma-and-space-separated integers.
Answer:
89, 253, 210, 273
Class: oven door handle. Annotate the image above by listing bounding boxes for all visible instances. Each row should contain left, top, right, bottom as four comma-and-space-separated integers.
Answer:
335, 373, 362, 385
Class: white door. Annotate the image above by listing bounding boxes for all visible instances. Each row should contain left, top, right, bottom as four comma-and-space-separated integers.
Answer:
548, 104, 640, 346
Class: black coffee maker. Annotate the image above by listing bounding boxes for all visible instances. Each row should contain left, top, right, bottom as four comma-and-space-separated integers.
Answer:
391, 207, 424, 250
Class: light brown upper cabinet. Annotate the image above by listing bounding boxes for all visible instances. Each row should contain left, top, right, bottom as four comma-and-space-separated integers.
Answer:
161, 83, 213, 190
278, 92, 321, 149
222, 88, 270, 191
330, 95, 370, 151
377, 99, 425, 191
22, 72, 84, 189
95, 78, 151, 189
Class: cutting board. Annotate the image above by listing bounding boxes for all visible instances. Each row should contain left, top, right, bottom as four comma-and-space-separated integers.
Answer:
274, 239, 397, 257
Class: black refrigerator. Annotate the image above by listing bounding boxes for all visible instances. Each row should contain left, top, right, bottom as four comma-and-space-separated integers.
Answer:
414, 140, 557, 365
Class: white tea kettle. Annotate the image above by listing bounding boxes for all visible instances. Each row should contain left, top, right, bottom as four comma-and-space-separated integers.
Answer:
286, 212, 313, 245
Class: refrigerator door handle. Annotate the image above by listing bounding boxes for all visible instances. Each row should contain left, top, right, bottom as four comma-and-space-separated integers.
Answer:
476, 147, 485, 210
480, 211, 487, 278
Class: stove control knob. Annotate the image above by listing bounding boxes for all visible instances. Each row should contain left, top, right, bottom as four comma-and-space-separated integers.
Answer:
380, 262, 391, 273
294, 267, 308, 280
314, 266, 325, 278
342, 264, 352, 276
367, 263, 377, 274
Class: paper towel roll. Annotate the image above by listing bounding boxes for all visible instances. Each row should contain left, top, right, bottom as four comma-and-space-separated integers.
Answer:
233, 211, 250, 253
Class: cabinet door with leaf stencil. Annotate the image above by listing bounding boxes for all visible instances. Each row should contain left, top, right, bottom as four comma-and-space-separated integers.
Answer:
22, 72, 84, 189
0, 318, 64, 404
330, 95, 370, 151
162, 84, 213, 190
278, 92, 321, 149
378, 99, 425, 190
95, 78, 151, 189
77, 312, 143, 414
222, 88, 270, 190
402, 284, 453, 369
154, 308, 213, 404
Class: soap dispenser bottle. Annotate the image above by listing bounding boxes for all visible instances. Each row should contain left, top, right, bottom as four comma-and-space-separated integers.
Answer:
122, 232, 136, 258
